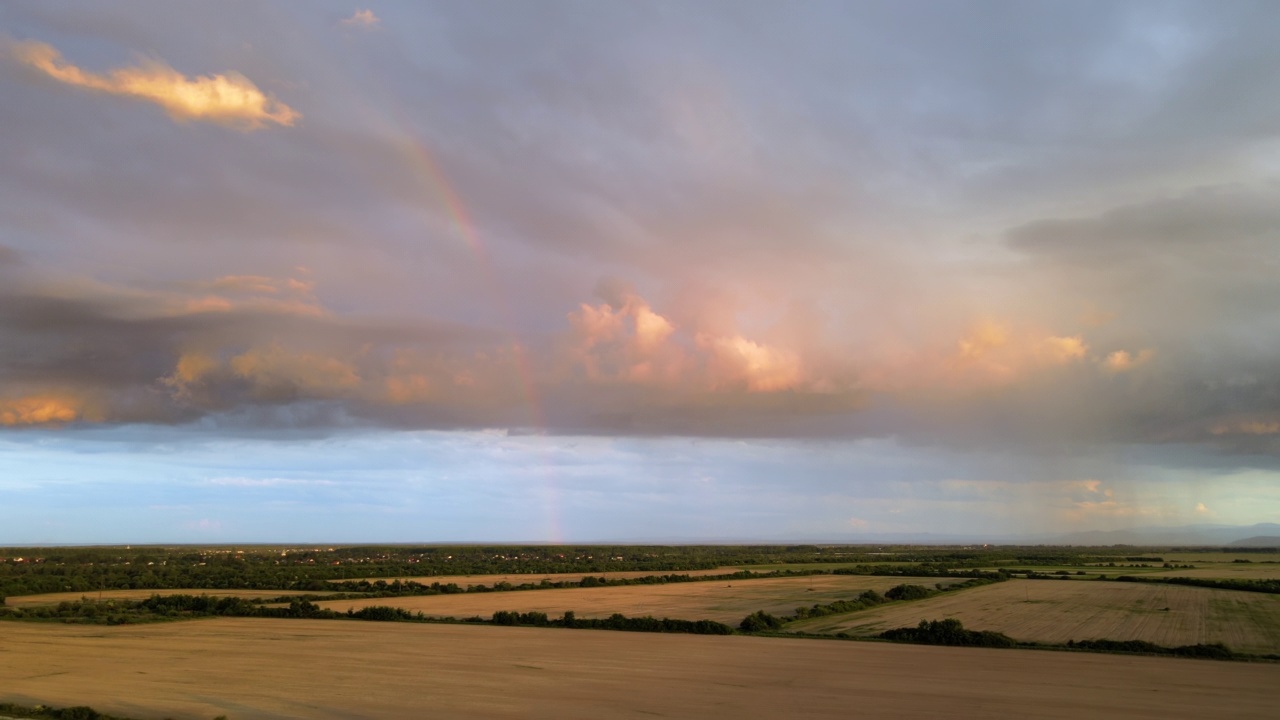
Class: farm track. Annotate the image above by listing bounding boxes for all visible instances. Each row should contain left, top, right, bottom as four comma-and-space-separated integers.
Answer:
1, 618, 1277, 719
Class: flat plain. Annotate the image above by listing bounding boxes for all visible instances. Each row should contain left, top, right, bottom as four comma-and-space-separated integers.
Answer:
312, 573, 957, 623
333, 566, 747, 587
1, 618, 1277, 719
787, 579, 1280, 654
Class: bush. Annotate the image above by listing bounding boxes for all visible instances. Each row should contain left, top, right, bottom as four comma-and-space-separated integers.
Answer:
739, 610, 784, 632
885, 584, 933, 601
880, 618, 1016, 648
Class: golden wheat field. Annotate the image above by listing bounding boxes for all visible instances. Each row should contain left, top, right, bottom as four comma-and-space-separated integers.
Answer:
1, 618, 1277, 719
312, 573, 956, 623
333, 566, 747, 587
788, 579, 1280, 654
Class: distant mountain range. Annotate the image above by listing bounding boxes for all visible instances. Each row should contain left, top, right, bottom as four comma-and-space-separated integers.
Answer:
1228, 535, 1280, 548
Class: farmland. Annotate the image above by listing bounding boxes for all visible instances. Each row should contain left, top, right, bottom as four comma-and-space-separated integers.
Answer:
311, 573, 961, 623
3, 588, 339, 609
787, 579, 1280, 654
3, 544, 1280, 718
333, 566, 749, 588
1146, 564, 1280, 581
2, 618, 1277, 720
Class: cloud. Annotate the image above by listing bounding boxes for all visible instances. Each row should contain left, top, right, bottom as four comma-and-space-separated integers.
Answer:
161, 352, 219, 399
208, 477, 335, 488
341, 9, 381, 28
698, 334, 803, 392
567, 292, 806, 393
9, 40, 299, 129
1210, 419, 1280, 436
229, 346, 362, 399
956, 322, 1009, 361
0, 5, 1278, 463
1101, 349, 1153, 373
566, 295, 687, 385
1041, 336, 1088, 364
0, 245, 21, 266
0, 393, 92, 426
185, 518, 222, 532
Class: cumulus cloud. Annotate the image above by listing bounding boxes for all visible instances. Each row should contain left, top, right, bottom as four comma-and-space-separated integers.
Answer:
698, 334, 803, 392
341, 9, 381, 28
9, 39, 299, 129
567, 292, 808, 393
567, 295, 687, 385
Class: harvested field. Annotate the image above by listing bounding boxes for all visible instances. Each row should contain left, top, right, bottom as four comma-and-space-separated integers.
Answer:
2, 588, 337, 609
1162, 553, 1280, 563
334, 566, 748, 587
1147, 564, 1280, 580
313, 574, 957, 623
788, 579, 1280, 654
1, 619, 1276, 719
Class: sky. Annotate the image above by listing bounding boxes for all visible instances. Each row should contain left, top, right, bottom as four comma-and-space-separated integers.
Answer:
1, 1, 1279, 544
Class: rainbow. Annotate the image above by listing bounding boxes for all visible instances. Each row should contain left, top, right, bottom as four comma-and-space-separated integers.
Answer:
383, 115, 562, 542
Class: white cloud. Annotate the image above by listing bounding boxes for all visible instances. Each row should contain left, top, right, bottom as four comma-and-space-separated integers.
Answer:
341, 9, 381, 28
10, 39, 299, 129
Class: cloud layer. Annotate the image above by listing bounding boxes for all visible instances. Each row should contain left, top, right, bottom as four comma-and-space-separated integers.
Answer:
1, 2, 1278, 539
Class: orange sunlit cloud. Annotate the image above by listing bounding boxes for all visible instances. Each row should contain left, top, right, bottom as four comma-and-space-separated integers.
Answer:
182, 274, 325, 317
1210, 419, 1280, 436
568, 296, 687, 384
341, 9, 381, 28
568, 294, 807, 392
383, 374, 433, 404
955, 321, 1009, 360
0, 394, 91, 426
162, 352, 219, 399
10, 40, 298, 129
698, 334, 803, 392
1041, 335, 1088, 363
229, 346, 361, 396
1102, 349, 1153, 373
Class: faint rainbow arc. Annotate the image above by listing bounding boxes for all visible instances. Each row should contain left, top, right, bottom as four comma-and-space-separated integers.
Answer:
392, 129, 562, 543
